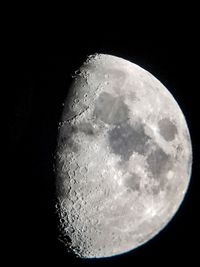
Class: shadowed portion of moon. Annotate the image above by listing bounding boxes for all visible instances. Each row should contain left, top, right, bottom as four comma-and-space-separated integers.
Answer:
158, 118, 177, 141
108, 121, 150, 161
94, 92, 129, 125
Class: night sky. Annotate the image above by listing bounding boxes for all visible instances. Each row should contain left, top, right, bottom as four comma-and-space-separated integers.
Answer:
7, 33, 198, 266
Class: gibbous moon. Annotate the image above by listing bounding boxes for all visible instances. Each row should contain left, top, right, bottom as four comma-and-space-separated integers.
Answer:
55, 54, 192, 258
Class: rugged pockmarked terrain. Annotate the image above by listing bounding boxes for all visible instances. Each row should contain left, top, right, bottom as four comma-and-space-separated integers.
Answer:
55, 54, 192, 258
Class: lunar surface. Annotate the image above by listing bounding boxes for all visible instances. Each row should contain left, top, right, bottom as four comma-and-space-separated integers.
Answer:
55, 54, 192, 258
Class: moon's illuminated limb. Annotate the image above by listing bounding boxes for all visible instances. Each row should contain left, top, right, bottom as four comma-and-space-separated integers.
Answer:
55, 54, 192, 258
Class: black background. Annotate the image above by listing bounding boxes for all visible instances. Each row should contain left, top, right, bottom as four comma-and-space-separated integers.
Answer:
8, 34, 199, 266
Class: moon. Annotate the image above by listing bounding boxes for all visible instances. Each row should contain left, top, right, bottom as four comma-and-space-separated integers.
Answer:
55, 54, 192, 258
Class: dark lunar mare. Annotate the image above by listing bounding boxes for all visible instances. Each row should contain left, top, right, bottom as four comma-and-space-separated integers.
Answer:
93, 89, 174, 195
108, 122, 150, 161
93, 92, 129, 125
93, 91, 150, 161
124, 172, 141, 191
158, 118, 177, 141
146, 147, 171, 178
146, 146, 173, 194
